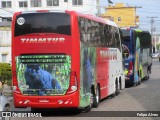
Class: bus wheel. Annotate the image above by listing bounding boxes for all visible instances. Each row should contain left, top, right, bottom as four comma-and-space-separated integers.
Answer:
134, 82, 138, 86
138, 77, 141, 85
115, 80, 120, 95
145, 70, 150, 80
92, 86, 100, 108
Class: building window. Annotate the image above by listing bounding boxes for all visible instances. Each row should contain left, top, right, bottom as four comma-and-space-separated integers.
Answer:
19, 1, 28, 8
72, 0, 83, 5
117, 17, 121, 22
31, 0, 41, 7
46, 0, 59, 6
1, 1, 12, 8
2, 54, 7, 63
2, 17, 12, 22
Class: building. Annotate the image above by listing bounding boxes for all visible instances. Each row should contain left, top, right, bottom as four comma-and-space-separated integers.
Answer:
0, 7, 12, 63
0, 26, 11, 63
0, 9, 13, 22
101, 3, 139, 28
0, 0, 99, 63
0, 0, 98, 16
0, 8, 11, 63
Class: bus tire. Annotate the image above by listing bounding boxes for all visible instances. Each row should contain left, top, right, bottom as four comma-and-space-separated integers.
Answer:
138, 77, 141, 85
115, 80, 120, 95
134, 82, 138, 86
138, 80, 141, 85
145, 70, 150, 80
92, 86, 100, 108
147, 70, 150, 80
119, 79, 122, 90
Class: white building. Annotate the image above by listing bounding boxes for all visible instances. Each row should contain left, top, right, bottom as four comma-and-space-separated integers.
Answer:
0, 0, 99, 63
0, 0, 98, 16
0, 28, 11, 63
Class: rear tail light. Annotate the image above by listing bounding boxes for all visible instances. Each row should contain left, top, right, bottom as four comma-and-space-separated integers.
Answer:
66, 71, 78, 94
128, 61, 133, 75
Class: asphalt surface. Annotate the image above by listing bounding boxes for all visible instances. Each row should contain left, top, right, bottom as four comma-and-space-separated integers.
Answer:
9, 59, 160, 120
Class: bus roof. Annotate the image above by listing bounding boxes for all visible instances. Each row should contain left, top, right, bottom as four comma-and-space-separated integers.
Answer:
68, 10, 118, 27
121, 27, 150, 33
15, 10, 118, 28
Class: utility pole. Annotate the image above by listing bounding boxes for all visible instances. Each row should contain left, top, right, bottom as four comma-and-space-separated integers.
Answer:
134, 6, 142, 27
96, 0, 101, 16
147, 16, 158, 53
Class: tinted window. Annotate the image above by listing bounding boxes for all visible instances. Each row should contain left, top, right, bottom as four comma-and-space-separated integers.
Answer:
15, 13, 71, 36
78, 17, 121, 49
134, 31, 151, 48
121, 29, 130, 42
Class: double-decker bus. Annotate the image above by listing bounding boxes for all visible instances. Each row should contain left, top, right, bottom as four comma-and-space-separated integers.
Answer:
121, 28, 152, 86
12, 10, 125, 112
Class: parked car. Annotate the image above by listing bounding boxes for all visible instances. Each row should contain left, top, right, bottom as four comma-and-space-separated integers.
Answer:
0, 92, 10, 111
152, 52, 159, 59
0, 92, 10, 120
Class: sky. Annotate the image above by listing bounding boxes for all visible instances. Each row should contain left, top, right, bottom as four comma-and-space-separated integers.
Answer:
100, 0, 160, 34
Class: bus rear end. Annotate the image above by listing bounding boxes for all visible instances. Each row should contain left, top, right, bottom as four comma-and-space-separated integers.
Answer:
121, 28, 135, 86
12, 11, 80, 109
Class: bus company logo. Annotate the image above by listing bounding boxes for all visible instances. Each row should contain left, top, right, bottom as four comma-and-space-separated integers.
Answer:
17, 17, 25, 25
100, 50, 117, 61
21, 37, 65, 43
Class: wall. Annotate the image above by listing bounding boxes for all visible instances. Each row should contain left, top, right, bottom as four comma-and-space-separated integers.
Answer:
0, 29, 11, 63
101, 3, 139, 27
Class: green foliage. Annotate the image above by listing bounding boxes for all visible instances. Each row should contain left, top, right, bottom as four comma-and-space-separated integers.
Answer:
0, 63, 12, 85
156, 43, 160, 50
16, 55, 71, 95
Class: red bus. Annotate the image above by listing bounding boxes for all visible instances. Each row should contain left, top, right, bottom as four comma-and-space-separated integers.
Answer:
12, 10, 125, 112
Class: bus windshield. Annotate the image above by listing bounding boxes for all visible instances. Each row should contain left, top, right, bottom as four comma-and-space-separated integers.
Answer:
14, 12, 71, 36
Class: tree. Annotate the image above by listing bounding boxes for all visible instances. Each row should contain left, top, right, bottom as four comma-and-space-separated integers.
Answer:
156, 43, 160, 50
0, 63, 12, 86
